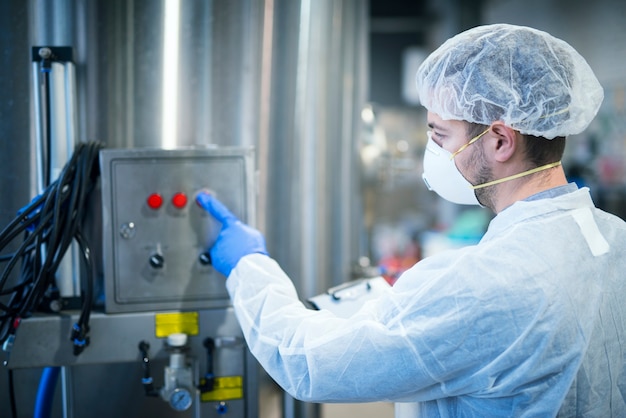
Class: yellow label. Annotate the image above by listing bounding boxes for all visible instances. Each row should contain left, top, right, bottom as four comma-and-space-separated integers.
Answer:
200, 376, 244, 401
154, 312, 199, 338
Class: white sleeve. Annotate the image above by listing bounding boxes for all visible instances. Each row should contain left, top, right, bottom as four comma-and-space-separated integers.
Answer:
226, 254, 437, 403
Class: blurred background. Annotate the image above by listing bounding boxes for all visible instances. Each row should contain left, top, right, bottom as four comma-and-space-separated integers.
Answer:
0, 0, 624, 417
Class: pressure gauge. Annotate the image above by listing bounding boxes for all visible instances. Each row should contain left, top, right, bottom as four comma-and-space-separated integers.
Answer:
169, 387, 193, 411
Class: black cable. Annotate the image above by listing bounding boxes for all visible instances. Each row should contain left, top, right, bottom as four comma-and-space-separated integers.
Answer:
71, 231, 93, 355
0, 141, 103, 352
138, 341, 159, 397
0, 189, 48, 249
21, 144, 90, 315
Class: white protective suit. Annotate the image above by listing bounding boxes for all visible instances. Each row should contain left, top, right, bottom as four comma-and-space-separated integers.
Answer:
227, 185, 626, 417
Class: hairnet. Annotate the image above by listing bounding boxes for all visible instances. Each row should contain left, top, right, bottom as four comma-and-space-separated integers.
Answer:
416, 24, 604, 139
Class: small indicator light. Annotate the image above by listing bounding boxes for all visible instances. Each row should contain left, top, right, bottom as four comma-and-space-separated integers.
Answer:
172, 192, 188, 209
147, 193, 163, 210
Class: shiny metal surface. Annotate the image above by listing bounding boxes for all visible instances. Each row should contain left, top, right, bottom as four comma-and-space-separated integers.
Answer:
1, 1, 368, 417
32, 55, 83, 299
99, 147, 256, 313
8, 308, 256, 418
83, 0, 265, 150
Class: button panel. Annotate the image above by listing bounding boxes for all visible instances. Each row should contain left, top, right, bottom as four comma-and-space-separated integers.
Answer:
100, 147, 256, 314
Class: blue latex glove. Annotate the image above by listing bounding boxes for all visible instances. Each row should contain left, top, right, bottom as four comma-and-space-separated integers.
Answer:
196, 192, 268, 277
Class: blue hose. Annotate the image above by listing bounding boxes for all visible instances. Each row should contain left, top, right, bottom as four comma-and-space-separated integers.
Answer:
34, 366, 60, 418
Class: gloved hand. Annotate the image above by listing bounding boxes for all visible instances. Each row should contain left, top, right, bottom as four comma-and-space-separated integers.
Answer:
196, 191, 268, 277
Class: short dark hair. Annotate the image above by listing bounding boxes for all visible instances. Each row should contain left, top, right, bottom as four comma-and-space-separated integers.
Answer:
466, 122, 565, 167
522, 134, 565, 167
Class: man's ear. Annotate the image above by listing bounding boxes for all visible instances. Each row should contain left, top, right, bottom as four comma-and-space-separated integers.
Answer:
489, 122, 518, 162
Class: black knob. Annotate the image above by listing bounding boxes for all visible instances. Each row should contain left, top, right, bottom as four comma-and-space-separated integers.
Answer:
138, 341, 150, 352
149, 253, 165, 269
199, 337, 216, 392
198, 252, 212, 265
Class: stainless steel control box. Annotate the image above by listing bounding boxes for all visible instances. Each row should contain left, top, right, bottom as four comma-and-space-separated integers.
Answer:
100, 147, 255, 313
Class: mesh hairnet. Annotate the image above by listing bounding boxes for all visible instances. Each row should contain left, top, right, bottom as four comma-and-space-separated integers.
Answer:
416, 24, 604, 139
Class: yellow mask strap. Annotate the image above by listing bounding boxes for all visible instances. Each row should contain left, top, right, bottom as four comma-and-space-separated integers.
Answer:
471, 161, 562, 190
450, 128, 491, 160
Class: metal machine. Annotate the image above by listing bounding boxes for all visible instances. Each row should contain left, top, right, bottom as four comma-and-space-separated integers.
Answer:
99, 147, 254, 315
6, 146, 259, 417
1, 2, 368, 417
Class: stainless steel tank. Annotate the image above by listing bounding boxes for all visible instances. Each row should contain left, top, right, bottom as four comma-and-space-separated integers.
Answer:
0, 1, 368, 417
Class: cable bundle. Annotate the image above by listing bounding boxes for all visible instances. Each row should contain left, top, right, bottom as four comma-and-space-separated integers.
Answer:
0, 141, 103, 355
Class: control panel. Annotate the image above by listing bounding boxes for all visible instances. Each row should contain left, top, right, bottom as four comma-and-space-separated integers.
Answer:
100, 147, 255, 313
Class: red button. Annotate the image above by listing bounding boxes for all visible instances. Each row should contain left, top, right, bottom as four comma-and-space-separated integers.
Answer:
172, 192, 188, 209
147, 193, 163, 209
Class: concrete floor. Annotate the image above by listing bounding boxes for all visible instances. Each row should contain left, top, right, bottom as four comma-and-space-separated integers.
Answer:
322, 402, 394, 418
259, 377, 395, 418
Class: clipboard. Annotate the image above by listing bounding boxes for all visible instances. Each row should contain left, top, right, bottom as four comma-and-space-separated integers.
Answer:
307, 277, 391, 318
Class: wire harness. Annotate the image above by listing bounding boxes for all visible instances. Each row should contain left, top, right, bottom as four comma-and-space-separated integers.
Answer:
0, 141, 103, 355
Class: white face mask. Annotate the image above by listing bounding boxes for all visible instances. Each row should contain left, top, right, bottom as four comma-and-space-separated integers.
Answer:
421, 131, 481, 205
422, 130, 563, 205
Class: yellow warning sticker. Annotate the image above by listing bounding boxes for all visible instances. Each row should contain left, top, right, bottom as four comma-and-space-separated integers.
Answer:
200, 376, 244, 402
154, 312, 199, 338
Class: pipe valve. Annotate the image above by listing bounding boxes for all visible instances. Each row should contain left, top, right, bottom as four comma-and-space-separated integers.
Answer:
160, 333, 196, 411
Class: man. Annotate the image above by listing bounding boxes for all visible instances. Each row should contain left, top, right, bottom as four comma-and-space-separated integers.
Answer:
196, 24, 626, 417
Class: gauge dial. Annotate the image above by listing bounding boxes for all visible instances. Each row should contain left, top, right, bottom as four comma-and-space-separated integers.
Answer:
169, 387, 193, 411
